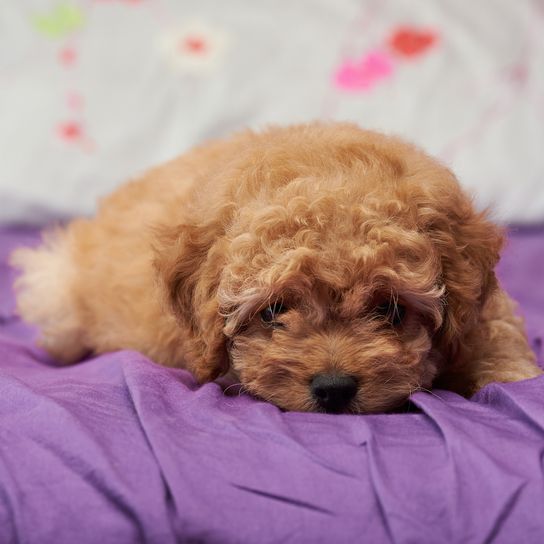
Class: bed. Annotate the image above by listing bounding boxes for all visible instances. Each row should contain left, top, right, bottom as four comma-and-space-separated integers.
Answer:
1, 1, 544, 542
1, 226, 543, 543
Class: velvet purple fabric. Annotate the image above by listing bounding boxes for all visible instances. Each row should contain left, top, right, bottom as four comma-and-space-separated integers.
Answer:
0, 226, 543, 544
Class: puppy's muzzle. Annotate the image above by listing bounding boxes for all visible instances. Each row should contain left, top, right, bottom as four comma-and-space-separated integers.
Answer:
310, 373, 357, 413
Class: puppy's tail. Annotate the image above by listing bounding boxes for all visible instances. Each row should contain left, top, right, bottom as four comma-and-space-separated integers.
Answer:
10, 229, 87, 363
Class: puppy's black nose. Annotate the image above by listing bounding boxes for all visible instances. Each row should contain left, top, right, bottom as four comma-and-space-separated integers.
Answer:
310, 374, 358, 413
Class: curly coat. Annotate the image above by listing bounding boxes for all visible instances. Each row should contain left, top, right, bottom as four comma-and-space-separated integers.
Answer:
11, 123, 541, 413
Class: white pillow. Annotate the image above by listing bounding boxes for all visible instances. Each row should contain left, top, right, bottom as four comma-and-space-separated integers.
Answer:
1, 0, 543, 223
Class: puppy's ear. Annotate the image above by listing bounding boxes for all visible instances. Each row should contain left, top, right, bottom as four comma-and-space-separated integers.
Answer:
422, 182, 505, 355
153, 221, 229, 382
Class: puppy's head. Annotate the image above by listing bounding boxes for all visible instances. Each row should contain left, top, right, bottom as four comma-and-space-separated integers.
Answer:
155, 124, 503, 413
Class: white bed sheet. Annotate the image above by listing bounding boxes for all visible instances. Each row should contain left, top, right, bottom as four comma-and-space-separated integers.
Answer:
1, 0, 543, 223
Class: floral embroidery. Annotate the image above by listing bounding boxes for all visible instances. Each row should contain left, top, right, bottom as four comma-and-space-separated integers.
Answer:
59, 46, 77, 66
57, 120, 95, 152
335, 50, 394, 92
389, 27, 437, 58
334, 24, 439, 92
159, 21, 229, 73
58, 121, 83, 141
31, 3, 85, 39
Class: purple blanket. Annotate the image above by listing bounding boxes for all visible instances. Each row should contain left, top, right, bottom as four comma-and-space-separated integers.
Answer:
1, 226, 543, 544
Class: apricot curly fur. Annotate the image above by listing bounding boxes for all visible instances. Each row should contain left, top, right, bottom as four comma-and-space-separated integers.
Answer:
10, 123, 541, 413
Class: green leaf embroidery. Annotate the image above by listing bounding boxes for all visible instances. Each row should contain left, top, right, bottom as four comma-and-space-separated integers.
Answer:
32, 3, 85, 38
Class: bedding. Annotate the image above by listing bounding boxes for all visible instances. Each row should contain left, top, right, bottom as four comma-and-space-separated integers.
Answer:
1, 0, 544, 224
1, 226, 543, 543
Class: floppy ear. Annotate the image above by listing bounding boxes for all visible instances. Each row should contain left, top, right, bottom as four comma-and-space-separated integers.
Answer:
422, 184, 505, 356
153, 220, 230, 382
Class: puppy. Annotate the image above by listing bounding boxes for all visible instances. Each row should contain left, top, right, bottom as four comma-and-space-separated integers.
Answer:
11, 123, 541, 413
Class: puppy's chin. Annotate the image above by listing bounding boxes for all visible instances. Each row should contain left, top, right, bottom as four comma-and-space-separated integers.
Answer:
227, 376, 416, 414
225, 354, 435, 414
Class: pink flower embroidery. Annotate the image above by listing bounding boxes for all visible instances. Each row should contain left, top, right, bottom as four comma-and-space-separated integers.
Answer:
58, 121, 83, 141
59, 46, 77, 66
335, 50, 394, 92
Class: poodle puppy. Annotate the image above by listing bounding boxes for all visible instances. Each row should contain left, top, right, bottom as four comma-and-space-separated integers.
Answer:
11, 123, 541, 413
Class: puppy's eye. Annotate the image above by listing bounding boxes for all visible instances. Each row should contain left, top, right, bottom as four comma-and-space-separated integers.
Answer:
375, 301, 406, 327
260, 302, 287, 324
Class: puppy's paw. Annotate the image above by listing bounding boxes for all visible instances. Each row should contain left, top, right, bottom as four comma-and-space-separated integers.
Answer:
472, 358, 543, 393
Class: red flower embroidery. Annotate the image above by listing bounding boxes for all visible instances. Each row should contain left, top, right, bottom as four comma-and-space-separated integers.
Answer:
160, 21, 229, 73
58, 121, 82, 141
181, 36, 207, 54
389, 27, 437, 58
